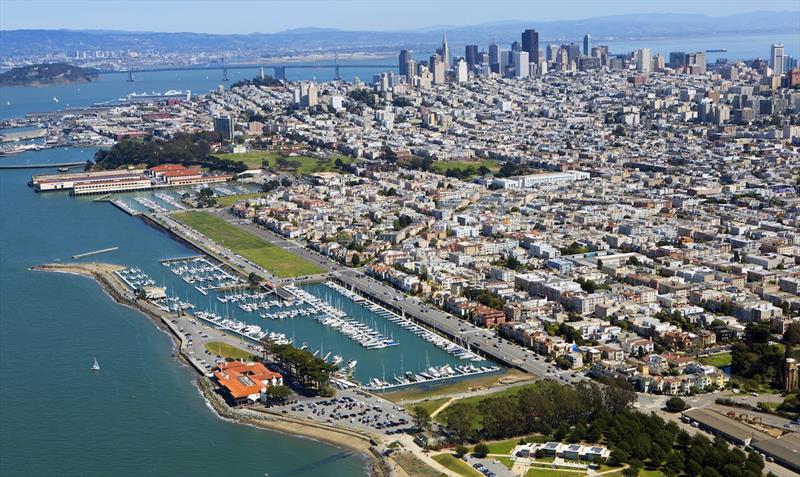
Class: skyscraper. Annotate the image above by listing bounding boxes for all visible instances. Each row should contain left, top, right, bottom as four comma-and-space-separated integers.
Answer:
465, 45, 479, 68
399, 49, 412, 77
439, 32, 450, 71
455, 58, 468, 83
512, 50, 529, 78
488, 42, 501, 74
521, 29, 539, 64
637, 48, 652, 73
430, 55, 445, 84
669, 52, 686, 69
213, 115, 233, 140
582, 34, 591, 57
771, 44, 785, 76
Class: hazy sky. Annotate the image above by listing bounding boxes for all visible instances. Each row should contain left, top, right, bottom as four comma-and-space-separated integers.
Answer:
1, 0, 798, 33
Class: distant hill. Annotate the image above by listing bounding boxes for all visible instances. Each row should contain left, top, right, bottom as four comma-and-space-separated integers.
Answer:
0, 63, 99, 86
0, 11, 796, 57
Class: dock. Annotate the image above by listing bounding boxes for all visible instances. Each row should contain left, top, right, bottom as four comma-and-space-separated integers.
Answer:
72, 247, 119, 259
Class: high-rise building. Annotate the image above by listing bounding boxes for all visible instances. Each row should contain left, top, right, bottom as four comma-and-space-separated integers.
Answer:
637, 48, 652, 73
521, 29, 539, 63
547, 44, 559, 62
274, 66, 286, 80
771, 43, 785, 76
686, 52, 707, 74
512, 50, 529, 78
488, 43, 501, 73
213, 115, 233, 140
404, 59, 417, 82
465, 45, 479, 68
669, 52, 686, 69
399, 49, 412, 77
582, 34, 591, 57
511, 41, 521, 52
436, 32, 450, 71
563, 43, 580, 64
455, 58, 468, 83
430, 55, 446, 84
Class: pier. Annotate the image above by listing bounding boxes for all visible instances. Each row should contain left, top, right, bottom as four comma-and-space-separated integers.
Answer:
0, 161, 84, 170
0, 128, 47, 143
72, 246, 119, 259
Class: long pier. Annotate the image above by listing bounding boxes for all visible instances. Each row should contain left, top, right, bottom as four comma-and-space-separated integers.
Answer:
0, 161, 84, 170
100, 63, 396, 75
0, 129, 47, 143
72, 247, 119, 259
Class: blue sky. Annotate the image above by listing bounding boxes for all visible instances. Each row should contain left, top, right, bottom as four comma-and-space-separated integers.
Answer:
1, 0, 797, 33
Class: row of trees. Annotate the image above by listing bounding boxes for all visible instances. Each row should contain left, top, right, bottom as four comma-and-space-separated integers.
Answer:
463, 288, 505, 310
264, 342, 338, 395
731, 322, 800, 389
438, 379, 766, 476
93, 132, 248, 173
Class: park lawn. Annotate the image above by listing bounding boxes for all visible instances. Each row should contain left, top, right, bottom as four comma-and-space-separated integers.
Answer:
637, 469, 666, 477
430, 159, 499, 175
203, 341, 258, 361
698, 352, 732, 368
431, 454, 483, 477
469, 435, 546, 455
393, 452, 447, 477
525, 468, 586, 477
172, 211, 325, 278
214, 150, 353, 174
434, 381, 542, 428
382, 368, 531, 402
216, 192, 266, 207
409, 398, 450, 415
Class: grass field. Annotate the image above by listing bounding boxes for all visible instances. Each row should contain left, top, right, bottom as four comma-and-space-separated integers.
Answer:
216, 192, 266, 207
430, 159, 500, 175
431, 454, 484, 477
214, 150, 353, 174
434, 382, 542, 427
172, 211, 325, 278
393, 452, 446, 477
203, 341, 259, 361
408, 398, 450, 415
472, 434, 549, 455
382, 369, 532, 402
525, 468, 586, 477
698, 352, 732, 368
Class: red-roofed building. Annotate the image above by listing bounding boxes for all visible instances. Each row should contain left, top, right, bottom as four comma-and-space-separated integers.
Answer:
213, 361, 283, 405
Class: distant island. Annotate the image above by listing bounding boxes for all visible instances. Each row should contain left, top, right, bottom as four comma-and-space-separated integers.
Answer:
0, 63, 99, 87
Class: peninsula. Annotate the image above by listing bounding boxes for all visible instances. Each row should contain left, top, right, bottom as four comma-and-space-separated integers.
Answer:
0, 62, 99, 87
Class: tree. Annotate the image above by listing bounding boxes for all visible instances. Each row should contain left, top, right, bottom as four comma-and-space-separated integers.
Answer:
784, 322, 800, 346
264, 385, 291, 402
473, 443, 489, 458
248, 272, 263, 286
665, 397, 687, 413
441, 403, 475, 443
622, 465, 639, 477
411, 405, 432, 432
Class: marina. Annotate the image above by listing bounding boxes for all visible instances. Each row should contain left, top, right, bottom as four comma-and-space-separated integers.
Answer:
161, 256, 242, 293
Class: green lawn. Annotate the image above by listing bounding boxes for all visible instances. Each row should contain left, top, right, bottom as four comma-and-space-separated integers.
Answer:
637, 469, 666, 477
698, 352, 732, 368
203, 341, 259, 361
525, 468, 586, 477
409, 398, 450, 416
214, 150, 353, 174
430, 159, 499, 175
216, 192, 266, 207
172, 211, 325, 278
431, 454, 483, 477
435, 382, 542, 426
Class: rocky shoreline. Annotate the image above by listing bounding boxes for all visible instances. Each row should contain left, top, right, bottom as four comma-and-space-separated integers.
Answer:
32, 262, 392, 477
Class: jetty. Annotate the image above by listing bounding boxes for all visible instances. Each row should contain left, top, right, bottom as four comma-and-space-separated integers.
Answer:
72, 246, 119, 259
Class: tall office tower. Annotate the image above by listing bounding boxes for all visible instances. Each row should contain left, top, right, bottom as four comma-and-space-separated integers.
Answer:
566, 43, 581, 63
557, 48, 569, 69
478, 52, 490, 66
636, 48, 652, 73
583, 34, 591, 56
500, 51, 512, 76
771, 43, 785, 76
441, 32, 450, 70
547, 44, 559, 62
465, 45, 479, 68
430, 55, 446, 84
404, 59, 417, 82
684, 52, 706, 74
213, 115, 234, 140
274, 66, 286, 80
259, 66, 265, 80
511, 41, 521, 52
669, 52, 686, 69
305, 83, 318, 107
399, 49, 412, 77
521, 29, 540, 64
653, 54, 665, 71
455, 58, 468, 83
512, 50, 529, 78
488, 42, 501, 73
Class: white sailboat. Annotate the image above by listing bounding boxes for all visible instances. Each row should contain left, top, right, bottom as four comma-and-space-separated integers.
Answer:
53, 96, 59, 103
90, 357, 100, 371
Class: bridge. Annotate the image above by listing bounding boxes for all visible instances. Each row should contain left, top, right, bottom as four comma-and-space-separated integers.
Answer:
100, 63, 396, 75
